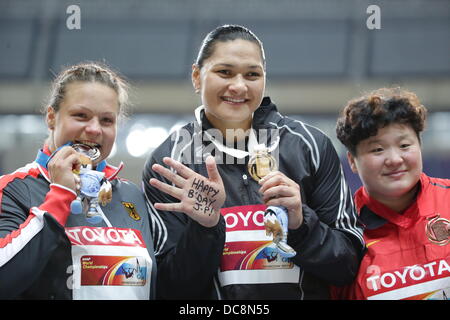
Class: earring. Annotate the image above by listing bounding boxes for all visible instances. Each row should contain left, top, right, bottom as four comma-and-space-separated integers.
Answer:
195, 88, 200, 94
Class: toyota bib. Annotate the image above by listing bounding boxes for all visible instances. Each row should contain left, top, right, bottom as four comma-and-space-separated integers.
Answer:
66, 226, 152, 300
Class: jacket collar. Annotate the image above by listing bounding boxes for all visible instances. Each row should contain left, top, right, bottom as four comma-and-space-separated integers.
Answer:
355, 174, 431, 229
253, 96, 281, 129
193, 97, 281, 159
415, 173, 449, 218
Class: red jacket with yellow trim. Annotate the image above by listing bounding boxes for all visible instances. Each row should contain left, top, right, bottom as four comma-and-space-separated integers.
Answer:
0, 146, 157, 299
347, 173, 450, 300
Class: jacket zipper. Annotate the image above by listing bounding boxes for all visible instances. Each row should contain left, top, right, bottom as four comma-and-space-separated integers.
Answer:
242, 173, 249, 186
241, 173, 252, 204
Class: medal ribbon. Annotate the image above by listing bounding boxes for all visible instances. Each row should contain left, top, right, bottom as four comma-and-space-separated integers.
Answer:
194, 105, 280, 159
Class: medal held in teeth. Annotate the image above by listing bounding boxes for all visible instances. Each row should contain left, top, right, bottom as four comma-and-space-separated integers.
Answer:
72, 143, 101, 164
247, 146, 278, 182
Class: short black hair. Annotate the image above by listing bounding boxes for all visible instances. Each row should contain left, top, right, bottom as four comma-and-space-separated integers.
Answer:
336, 87, 427, 156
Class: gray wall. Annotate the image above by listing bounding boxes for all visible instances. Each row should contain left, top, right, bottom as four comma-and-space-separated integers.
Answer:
1, 0, 449, 187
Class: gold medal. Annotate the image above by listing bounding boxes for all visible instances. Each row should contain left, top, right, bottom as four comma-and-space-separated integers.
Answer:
425, 215, 450, 246
247, 148, 278, 182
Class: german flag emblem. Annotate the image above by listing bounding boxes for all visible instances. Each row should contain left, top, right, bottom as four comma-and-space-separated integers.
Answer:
122, 202, 141, 221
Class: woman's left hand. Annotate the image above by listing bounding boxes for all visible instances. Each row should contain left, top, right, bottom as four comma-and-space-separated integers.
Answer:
149, 156, 226, 228
258, 171, 303, 230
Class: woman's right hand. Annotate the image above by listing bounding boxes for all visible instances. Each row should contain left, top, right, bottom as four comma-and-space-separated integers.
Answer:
149, 156, 226, 228
47, 146, 81, 192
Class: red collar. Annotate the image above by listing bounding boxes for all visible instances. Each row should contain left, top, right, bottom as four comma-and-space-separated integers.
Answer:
354, 175, 428, 229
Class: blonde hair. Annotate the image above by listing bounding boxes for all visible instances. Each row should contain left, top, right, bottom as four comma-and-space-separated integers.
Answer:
44, 62, 130, 119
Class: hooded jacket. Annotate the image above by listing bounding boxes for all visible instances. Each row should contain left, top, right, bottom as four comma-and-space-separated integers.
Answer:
144, 97, 365, 299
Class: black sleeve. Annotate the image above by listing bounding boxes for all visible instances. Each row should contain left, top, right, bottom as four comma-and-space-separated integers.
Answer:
142, 139, 226, 299
0, 181, 73, 298
288, 132, 365, 286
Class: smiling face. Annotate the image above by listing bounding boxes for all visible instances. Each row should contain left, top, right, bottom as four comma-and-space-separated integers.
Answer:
46, 81, 119, 163
348, 123, 423, 211
192, 39, 266, 133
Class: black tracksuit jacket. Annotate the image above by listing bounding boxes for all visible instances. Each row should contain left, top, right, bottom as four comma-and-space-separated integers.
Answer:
143, 97, 365, 299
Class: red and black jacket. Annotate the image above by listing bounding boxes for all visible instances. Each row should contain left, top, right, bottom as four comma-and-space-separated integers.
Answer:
345, 173, 450, 300
0, 145, 157, 299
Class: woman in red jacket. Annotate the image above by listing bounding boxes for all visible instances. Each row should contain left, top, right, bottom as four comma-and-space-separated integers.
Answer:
335, 87, 450, 300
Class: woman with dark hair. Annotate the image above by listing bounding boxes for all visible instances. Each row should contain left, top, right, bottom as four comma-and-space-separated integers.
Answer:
0, 62, 157, 299
144, 24, 364, 299
335, 87, 450, 300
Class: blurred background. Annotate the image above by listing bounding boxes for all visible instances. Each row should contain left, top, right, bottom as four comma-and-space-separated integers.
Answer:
1, 0, 449, 193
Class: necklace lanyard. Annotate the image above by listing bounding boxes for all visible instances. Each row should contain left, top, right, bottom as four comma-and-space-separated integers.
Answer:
194, 105, 279, 159
35, 142, 107, 172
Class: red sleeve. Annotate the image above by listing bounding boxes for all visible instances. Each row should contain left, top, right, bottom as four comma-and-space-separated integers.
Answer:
38, 184, 76, 226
